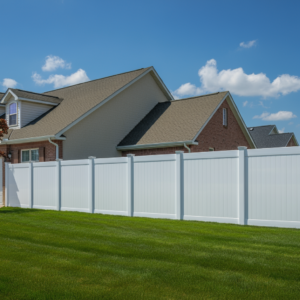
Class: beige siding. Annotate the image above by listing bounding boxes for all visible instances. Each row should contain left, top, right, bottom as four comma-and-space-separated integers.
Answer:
21, 101, 53, 127
63, 73, 169, 159
0, 106, 5, 116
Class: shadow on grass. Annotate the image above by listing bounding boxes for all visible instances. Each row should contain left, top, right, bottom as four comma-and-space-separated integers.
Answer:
0, 207, 40, 214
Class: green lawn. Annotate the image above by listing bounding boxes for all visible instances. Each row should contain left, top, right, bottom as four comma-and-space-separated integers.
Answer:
0, 208, 299, 300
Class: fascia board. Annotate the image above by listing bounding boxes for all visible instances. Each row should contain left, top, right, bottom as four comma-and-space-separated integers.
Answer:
1, 89, 18, 103
18, 97, 59, 106
227, 93, 257, 148
116, 140, 198, 151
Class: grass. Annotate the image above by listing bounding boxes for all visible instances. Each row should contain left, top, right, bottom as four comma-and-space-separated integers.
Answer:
0, 208, 299, 300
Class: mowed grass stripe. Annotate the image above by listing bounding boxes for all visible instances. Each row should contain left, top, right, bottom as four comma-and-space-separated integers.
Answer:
0, 207, 299, 300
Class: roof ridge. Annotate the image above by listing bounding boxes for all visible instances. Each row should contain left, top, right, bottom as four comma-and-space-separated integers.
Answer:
43, 67, 151, 94
12, 88, 62, 99
172, 91, 228, 102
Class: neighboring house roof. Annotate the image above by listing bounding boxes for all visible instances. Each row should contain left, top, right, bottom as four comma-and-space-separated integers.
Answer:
118, 91, 255, 149
2, 67, 172, 143
247, 125, 298, 148
8, 89, 63, 104
0, 92, 4, 100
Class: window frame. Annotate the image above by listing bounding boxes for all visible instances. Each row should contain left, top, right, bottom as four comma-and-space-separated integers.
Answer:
223, 108, 228, 127
209, 147, 215, 151
21, 148, 39, 163
9, 102, 18, 126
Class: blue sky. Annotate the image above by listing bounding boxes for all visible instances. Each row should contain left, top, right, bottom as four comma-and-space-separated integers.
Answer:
1, 0, 300, 138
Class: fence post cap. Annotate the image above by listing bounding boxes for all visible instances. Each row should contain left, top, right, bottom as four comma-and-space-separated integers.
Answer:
88, 156, 96, 159
238, 146, 247, 150
127, 154, 135, 157
175, 151, 184, 154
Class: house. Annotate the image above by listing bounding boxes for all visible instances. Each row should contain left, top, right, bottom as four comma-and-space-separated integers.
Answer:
247, 125, 299, 148
0, 66, 277, 164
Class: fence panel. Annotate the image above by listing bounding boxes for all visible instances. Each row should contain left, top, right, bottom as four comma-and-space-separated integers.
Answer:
7, 164, 30, 208
183, 151, 239, 224
4, 147, 300, 229
247, 147, 300, 228
94, 157, 128, 215
133, 155, 176, 219
60, 160, 89, 212
33, 162, 57, 210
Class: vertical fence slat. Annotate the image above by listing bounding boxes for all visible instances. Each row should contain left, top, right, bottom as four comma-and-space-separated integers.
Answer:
175, 151, 184, 220
56, 159, 62, 211
29, 162, 33, 209
238, 146, 247, 225
5, 162, 9, 207
88, 156, 95, 213
127, 154, 134, 217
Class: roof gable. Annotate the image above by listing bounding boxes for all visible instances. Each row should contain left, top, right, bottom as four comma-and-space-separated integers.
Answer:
118, 92, 228, 147
247, 125, 298, 148
3, 67, 172, 142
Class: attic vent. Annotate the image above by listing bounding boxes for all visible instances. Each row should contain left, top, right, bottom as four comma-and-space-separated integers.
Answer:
249, 128, 254, 131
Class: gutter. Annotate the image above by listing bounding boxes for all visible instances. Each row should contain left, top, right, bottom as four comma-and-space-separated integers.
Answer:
116, 140, 198, 151
1, 135, 66, 145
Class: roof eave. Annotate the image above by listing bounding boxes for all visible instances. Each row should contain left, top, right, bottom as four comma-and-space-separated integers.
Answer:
1, 135, 66, 145
116, 140, 198, 151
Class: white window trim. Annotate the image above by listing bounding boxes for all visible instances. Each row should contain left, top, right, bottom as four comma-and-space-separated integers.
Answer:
9, 102, 18, 127
223, 108, 228, 127
209, 147, 215, 151
21, 148, 39, 163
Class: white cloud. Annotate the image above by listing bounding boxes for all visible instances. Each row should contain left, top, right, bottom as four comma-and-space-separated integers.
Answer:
278, 128, 285, 133
253, 111, 297, 121
172, 59, 300, 99
2, 78, 17, 89
172, 82, 202, 98
243, 101, 248, 107
32, 69, 89, 89
42, 55, 71, 72
240, 40, 257, 48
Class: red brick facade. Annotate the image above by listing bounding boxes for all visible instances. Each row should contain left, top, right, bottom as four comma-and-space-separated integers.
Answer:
122, 99, 252, 156
287, 137, 296, 147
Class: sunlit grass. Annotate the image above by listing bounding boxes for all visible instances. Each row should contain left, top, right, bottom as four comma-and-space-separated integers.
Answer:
0, 207, 299, 299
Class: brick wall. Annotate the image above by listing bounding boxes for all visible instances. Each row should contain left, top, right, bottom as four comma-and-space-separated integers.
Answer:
287, 137, 296, 147
122, 99, 252, 156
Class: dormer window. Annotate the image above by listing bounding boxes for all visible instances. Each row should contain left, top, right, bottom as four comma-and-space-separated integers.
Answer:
9, 103, 17, 126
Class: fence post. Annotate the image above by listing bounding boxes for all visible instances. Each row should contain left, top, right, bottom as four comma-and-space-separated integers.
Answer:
56, 159, 62, 211
88, 156, 96, 214
127, 154, 135, 217
5, 162, 10, 207
29, 162, 33, 208
175, 151, 184, 220
238, 146, 247, 225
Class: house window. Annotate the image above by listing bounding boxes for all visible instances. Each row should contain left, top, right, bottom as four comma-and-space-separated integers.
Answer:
209, 147, 215, 151
223, 108, 227, 127
9, 103, 17, 125
21, 149, 39, 163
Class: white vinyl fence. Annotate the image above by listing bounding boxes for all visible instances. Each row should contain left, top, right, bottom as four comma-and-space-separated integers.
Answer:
5, 146, 300, 229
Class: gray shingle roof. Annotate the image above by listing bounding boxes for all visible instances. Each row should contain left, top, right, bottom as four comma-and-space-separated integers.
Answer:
0, 92, 4, 101
10, 89, 63, 104
247, 125, 294, 148
118, 92, 228, 146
